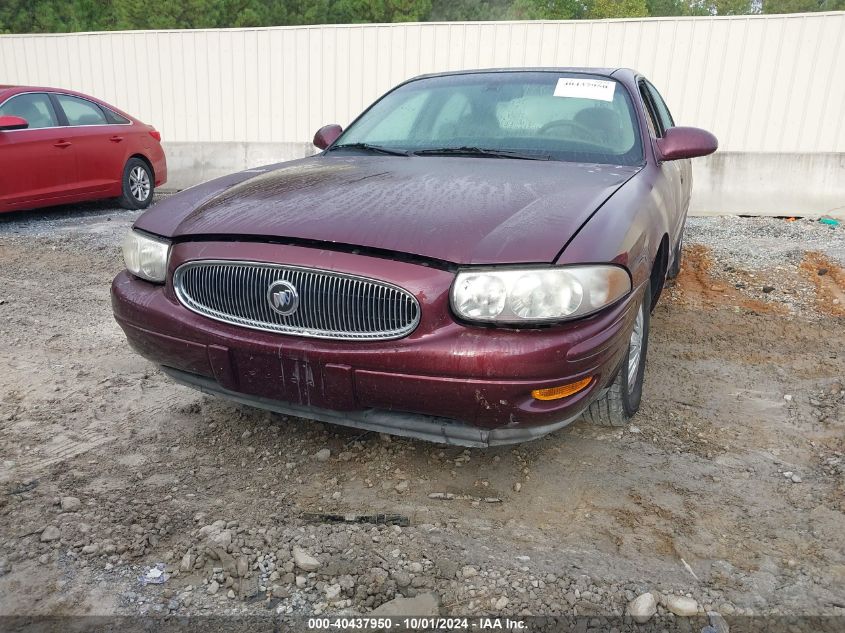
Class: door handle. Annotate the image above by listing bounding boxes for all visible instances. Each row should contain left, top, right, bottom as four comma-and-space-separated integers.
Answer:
109, 135, 124, 143
53, 141, 72, 148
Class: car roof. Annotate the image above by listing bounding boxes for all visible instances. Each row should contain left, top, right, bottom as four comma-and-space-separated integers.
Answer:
410, 67, 635, 82
3, 84, 86, 95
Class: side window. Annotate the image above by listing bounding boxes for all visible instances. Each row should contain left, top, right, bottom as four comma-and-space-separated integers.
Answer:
638, 82, 660, 137
55, 94, 108, 126
0, 93, 58, 129
644, 80, 675, 134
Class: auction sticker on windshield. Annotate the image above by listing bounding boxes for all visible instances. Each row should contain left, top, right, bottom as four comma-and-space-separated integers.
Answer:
553, 77, 616, 101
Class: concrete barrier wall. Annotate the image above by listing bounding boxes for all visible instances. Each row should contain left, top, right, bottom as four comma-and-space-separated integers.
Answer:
162, 142, 845, 217
2, 13, 845, 216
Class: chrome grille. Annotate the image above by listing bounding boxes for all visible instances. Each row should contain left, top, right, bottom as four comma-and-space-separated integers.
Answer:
173, 260, 420, 341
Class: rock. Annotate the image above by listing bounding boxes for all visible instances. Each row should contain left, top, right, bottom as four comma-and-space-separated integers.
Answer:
395, 480, 409, 493
81, 543, 99, 555
393, 570, 411, 588
371, 592, 440, 617
198, 521, 225, 539
627, 592, 657, 623
210, 548, 238, 576
41, 526, 61, 542
208, 529, 233, 549
227, 589, 236, 599
461, 565, 478, 578
180, 553, 195, 572
494, 596, 509, 610
662, 594, 699, 617
207, 581, 219, 595
295, 575, 307, 587
314, 449, 331, 462
325, 584, 342, 600
435, 558, 458, 579
60, 497, 82, 512
293, 546, 320, 571
791, 474, 802, 483
236, 556, 249, 578
707, 611, 730, 633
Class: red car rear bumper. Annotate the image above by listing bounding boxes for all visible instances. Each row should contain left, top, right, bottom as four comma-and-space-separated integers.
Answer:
111, 243, 638, 446
149, 145, 167, 187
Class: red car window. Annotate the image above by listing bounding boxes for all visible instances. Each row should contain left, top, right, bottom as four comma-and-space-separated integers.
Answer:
55, 94, 108, 126
0, 93, 58, 129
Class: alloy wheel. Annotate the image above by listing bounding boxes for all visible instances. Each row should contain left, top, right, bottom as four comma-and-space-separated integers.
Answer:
129, 166, 151, 202
627, 302, 645, 392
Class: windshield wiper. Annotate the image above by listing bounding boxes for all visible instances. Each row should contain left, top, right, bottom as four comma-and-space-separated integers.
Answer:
327, 143, 410, 157
413, 146, 550, 161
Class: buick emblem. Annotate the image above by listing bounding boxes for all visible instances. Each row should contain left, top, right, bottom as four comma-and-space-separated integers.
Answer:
267, 279, 299, 316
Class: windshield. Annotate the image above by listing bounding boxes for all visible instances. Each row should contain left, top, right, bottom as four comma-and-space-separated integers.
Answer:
333, 71, 643, 166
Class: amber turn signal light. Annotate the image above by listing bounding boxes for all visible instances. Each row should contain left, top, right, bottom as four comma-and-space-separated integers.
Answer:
531, 377, 593, 401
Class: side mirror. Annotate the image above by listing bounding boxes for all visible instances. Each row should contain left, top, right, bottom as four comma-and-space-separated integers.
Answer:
656, 126, 718, 161
0, 115, 28, 131
313, 124, 343, 150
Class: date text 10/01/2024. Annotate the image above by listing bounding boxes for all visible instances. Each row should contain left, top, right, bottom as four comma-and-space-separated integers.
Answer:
306, 617, 527, 630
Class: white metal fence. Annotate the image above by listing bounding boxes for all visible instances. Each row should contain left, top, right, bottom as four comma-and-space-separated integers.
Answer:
2, 13, 844, 153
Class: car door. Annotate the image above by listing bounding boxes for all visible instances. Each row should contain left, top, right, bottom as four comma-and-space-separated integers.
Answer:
638, 79, 686, 248
0, 92, 77, 210
50, 93, 128, 195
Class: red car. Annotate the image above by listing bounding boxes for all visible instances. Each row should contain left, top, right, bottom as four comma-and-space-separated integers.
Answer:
112, 68, 716, 447
0, 85, 166, 212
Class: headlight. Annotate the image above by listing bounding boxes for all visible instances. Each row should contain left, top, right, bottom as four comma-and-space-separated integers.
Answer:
122, 230, 170, 282
451, 266, 630, 323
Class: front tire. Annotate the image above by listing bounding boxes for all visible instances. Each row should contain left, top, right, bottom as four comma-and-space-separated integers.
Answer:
583, 280, 651, 427
119, 158, 154, 210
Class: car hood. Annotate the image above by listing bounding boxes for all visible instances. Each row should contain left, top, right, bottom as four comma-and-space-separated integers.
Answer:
136, 155, 640, 265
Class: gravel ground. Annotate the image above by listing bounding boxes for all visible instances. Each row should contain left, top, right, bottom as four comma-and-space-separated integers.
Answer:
0, 200, 843, 631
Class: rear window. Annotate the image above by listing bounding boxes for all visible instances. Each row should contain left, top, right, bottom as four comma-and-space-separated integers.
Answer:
104, 108, 130, 125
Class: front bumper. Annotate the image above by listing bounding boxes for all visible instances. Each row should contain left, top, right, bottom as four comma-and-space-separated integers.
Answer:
163, 366, 582, 447
111, 241, 640, 446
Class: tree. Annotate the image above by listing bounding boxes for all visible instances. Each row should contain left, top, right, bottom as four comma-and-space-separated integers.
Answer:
507, 0, 588, 20
427, 0, 511, 21
328, 0, 432, 23
762, 0, 845, 11
588, 0, 649, 17
0, 0, 831, 34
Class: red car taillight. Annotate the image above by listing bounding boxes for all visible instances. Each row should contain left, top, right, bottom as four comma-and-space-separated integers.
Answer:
149, 129, 161, 142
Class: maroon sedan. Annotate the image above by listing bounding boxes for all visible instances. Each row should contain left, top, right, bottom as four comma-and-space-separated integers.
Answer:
112, 68, 716, 446
0, 85, 166, 213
